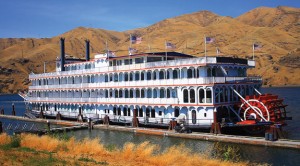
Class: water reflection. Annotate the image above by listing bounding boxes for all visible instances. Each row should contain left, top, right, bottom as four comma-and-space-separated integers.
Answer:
67, 129, 300, 166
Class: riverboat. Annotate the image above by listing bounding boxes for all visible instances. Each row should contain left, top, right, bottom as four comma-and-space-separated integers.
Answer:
25, 38, 290, 133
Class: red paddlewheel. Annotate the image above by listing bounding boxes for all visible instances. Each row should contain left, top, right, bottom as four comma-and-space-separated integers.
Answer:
238, 94, 287, 124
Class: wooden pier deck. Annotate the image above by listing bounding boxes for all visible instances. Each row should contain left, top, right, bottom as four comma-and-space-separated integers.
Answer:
0, 114, 88, 134
94, 124, 300, 150
1, 115, 299, 149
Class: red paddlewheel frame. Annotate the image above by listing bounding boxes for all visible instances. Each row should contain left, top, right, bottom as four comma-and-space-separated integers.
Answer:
239, 94, 287, 124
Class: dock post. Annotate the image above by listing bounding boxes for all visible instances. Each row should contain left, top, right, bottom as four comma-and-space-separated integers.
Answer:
88, 118, 93, 130
168, 119, 177, 130
132, 109, 139, 128
103, 115, 110, 126
47, 120, 50, 131
0, 107, 4, 115
210, 110, 221, 134
77, 106, 84, 122
12, 103, 16, 116
56, 112, 62, 120
0, 121, 2, 133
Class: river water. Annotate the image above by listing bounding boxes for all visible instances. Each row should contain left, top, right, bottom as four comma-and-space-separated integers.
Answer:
0, 87, 299, 166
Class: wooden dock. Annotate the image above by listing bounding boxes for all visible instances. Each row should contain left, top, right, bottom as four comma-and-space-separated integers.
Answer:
1, 115, 299, 149
94, 124, 300, 150
0, 114, 87, 135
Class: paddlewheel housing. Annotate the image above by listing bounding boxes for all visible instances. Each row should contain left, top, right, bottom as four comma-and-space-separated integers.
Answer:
238, 94, 288, 125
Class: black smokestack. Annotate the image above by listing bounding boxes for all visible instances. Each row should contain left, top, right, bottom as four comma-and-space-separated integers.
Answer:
60, 38, 65, 71
85, 39, 90, 61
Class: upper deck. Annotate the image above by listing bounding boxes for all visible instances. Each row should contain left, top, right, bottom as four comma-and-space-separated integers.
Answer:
29, 52, 255, 80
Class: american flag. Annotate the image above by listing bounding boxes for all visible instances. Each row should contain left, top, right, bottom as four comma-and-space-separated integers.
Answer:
130, 35, 142, 44
136, 37, 142, 44
129, 47, 137, 54
130, 35, 137, 44
166, 42, 176, 49
253, 43, 262, 50
205, 37, 215, 44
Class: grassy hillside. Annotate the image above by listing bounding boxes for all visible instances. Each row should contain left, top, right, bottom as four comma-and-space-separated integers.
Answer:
0, 6, 299, 93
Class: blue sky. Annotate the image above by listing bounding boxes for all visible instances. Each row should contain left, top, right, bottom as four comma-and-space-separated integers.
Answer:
0, 0, 299, 38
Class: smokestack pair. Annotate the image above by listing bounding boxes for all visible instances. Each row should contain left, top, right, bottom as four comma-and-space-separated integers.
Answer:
60, 38, 90, 71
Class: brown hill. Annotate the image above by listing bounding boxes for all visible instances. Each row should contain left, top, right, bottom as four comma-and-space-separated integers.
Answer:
0, 6, 299, 93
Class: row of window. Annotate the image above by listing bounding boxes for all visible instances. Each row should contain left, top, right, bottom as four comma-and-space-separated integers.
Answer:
31, 88, 178, 99
32, 66, 247, 86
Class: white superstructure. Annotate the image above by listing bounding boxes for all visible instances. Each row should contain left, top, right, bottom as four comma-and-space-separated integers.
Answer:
27, 38, 263, 129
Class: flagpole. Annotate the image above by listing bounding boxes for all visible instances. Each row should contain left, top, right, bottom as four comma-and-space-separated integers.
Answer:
204, 35, 207, 57
165, 40, 168, 62
252, 43, 254, 60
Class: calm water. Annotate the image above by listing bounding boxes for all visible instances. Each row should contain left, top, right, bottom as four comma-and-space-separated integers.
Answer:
0, 87, 299, 166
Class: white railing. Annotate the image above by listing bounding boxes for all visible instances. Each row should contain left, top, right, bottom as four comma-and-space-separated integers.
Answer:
27, 97, 179, 105
29, 76, 262, 90
29, 57, 220, 79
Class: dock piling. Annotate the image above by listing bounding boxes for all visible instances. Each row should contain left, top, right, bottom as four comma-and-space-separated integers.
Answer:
0, 121, 2, 133
12, 103, 16, 116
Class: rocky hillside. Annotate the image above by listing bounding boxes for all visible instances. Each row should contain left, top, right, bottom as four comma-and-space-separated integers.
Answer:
0, 6, 299, 93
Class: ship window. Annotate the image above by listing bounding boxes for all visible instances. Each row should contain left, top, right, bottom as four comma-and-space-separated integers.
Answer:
113, 107, 116, 115
109, 74, 113, 82
207, 68, 212, 77
114, 73, 118, 82
125, 89, 129, 98
105, 90, 108, 98
138, 108, 143, 117
147, 89, 152, 98
118, 107, 121, 116
119, 90, 123, 98
130, 89, 134, 98
135, 57, 143, 64
128, 108, 131, 116
117, 60, 122, 66
125, 73, 129, 81
166, 70, 171, 79
147, 71, 151, 80
215, 88, 220, 103
174, 108, 180, 117
109, 89, 113, 98
146, 108, 150, 118
124, 59, 132, 65
206, 89, 212, 103
212, 68, 216, 77
153, 89, 158, 98
183, 89, 188, 103
141, 72, 145, 81
112, 60, 117, 66
135, 72, 140, 80
160, 88, 165, 98
129, 72, 133, 81
141, 89, 145, 98
159, 71, 165, 79
166, 89, 171, 98
123, 108, 127, 116
159, 111, 162, 116
190, 89, 195, 103
153, 71, 157, 80
173, 69, 179, 79
115, 90, 118, 98
151, 109, 155, 118
187, 68, 194, 78
171, 89, 177, 98
199, 89, 205, 103
136, 89, 140, 98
